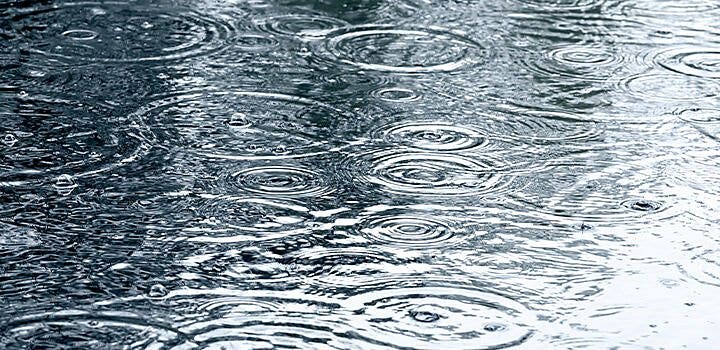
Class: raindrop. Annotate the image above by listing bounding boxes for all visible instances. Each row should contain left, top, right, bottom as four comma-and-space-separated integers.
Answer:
148, 284, 168, 298
409, 305, 442, 323
3, 134, 17, 147
622, 199, 662, 212
53, 174, 77, 196
484, 323, 507, 332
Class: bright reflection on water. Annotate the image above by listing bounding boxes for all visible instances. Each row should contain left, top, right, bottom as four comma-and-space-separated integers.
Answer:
1, 0, 719, 348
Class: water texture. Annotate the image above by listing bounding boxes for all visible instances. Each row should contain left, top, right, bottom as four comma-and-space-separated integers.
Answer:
1, 0, 719, 349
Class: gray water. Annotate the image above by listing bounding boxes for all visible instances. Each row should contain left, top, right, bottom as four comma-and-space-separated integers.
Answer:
1, 0, 719, 349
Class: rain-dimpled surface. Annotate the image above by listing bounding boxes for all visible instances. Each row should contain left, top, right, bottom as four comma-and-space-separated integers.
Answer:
1, 0, 720, 349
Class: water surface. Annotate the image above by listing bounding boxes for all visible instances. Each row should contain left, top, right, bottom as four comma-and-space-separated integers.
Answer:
1, 0, 719, 348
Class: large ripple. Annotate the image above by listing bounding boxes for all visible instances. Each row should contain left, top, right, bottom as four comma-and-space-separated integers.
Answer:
12, 2, 232, 63
0, 310, 180, 349
132, 91, 350, 160
344, 286, 534, 350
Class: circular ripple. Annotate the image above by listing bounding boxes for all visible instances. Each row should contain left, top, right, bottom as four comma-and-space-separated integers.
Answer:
1, 310, 180, 349
232, 33, 280, 52
14, 2, 230, 63
374, 120, 490, 152
255, 14, 349, 40
345, 150, 517, 197
230, 166, 334, 198
317, 25, 486, 73
676, 108, 720, 123
345, 286, 533, 350
521, 44, 625, 82
371, 87, 421, 102
655, 47, 720, 79
0, 93, 153, 181
619, 72, 720, 102
359, 213, 471, 248
133, 91, 349, 160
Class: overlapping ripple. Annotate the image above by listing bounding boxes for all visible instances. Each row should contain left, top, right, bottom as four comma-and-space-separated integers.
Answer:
139, 194, 314, 243
314, 25, 486, 73
133, 91, 350, 160
255, 14, 349, 40
344, 286, 534, 350
0, 310, 180, 349
519, 43, 625, 82
0, 93, 153, 182
372, 120, 490, 152
342, 149, 519, 197
618, 72, 720, 102
654, 47, 720, 79
505, 159, 683, 226
12, 2, 232, 63
228, 165, 336, 198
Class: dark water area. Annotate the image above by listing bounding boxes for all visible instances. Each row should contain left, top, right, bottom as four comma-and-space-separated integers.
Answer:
1, 0, 719, 348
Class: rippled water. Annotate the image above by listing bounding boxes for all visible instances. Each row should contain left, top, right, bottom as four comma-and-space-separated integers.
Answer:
1, 0, 719, 348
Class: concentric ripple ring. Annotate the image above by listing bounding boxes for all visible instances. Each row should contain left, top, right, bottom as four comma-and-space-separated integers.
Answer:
317, 25, 486, 73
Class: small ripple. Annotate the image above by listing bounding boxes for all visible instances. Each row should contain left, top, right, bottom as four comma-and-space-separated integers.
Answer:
372, 120, 490, 152
315, 25, 486, 73
231, 33, 280, 52
14, 2, 232, 63
134, 91, 349, 160
229, 165, 335, 198
344, 286, 533, 350
356, 207, 478, 248
1, 310, 180, 349
520, 43, 625, 82
0, 93, 153, 181
362, 216, 456, 247
255, 14, 349, 40
655, 47, 720, 79
371, 87, 421, 102
343, 149, 518, 197
619, 72, 720, 102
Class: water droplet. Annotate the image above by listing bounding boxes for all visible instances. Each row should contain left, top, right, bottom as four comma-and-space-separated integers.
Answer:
484, 323, 506, 332
3, 134, 17, 147
409, 307, 442, 323
148, 283, 168, 297
53, 174, 78, 196
622, 199, 662, 212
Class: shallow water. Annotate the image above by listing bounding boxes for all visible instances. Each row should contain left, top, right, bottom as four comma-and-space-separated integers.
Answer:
1, 0, 719, 349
